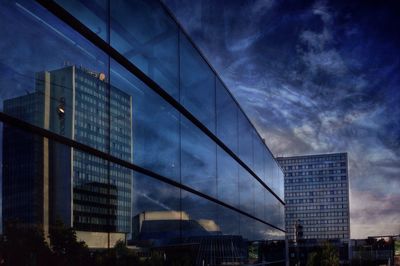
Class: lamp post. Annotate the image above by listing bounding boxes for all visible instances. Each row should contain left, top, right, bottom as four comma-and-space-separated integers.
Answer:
294, 220, 303, 266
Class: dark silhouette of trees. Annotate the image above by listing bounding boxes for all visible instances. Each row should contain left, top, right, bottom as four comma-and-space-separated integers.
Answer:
306, 241, 339, 266
1, 220, 195, 266
0, 219, 93, 266
0, 220, 53, 266
49, 219, 92, 266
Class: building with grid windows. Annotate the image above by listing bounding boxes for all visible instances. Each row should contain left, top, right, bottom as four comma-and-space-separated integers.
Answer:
2, 66, 132, 247
276, 153, 350, 242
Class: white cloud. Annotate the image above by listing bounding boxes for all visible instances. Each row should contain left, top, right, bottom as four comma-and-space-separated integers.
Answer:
298, 1, 348, 75
302, 49, 348, 74
227, 32, 262, 52
350, 190, 400, 238
260, 228, 285, 239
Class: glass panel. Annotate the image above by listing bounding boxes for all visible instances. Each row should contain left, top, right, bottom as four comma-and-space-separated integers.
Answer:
265, 192, 282, 229
109, 162, 132, 233
254, 182, 265, 221
55, 0, 108, 41
253, 222, 285, 263
73, 151, 111, 233
238, 112, 253, 169
261, 148, 268, 184
216, 78, 238, 153
239, 168, 255, 216
0, 0, 108, 148
218, 205, 240, 236
253, 220, 267, 241
1, 127, 129, 249
279, 202, 285, 230
271, 163, 277, 194
180, 32, 216, 131
181, 191, 219, 239
217, 147, 239, 208
262, 237, 286, 264
253, 133, 265, 182
240, 215, 256, 241
181, 116, 216, 197
0, 0, 287, 263
181, 192, 246, 265
273, 164, 279, 198
109, 87, 132, 162
264, 151, 273, 189
74, 159, 131, 234
277, 164, 285, 200
216, 206, 244, 265
110, 0, 179, 99
131, 172, 181, 246
248, 222, 285, 264
2, 125, 58, 228
110, 60, 180, 181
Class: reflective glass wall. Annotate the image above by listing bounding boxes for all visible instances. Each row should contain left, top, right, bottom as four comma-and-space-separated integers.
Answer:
0, 0, 285, 264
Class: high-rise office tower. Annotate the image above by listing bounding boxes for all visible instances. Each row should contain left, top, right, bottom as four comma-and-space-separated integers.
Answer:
2, 65, 132, 247
276, 153, 350, 242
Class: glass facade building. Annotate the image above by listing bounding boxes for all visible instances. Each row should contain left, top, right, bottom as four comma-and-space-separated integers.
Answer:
3, 66, 132, 246
0, 0, 285, 264
276, 153, 350, 242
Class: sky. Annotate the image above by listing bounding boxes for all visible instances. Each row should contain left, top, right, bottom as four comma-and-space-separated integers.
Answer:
0, 0, 398, 240
163, 0, 400, 238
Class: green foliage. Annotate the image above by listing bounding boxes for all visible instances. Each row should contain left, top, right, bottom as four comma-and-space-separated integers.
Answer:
111, 239, 140, 266
395, 240, 400, 256
49, 219, 91, 266
0, 219, 94, 266
1, 221, 195, 266
320, 242, 339, 266
141, 252, 164, 266
306, 252, 318, 266
306, 242, 339, 266
0, 220, 53, 266
114, 240, 128, 256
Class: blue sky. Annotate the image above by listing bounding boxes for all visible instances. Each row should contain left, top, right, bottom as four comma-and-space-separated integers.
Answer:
0, 0, 398, 239
164, 0, 400, 238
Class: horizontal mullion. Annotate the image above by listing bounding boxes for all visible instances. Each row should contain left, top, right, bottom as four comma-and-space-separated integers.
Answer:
0, 111, 285, 232
35, 0, 284, 206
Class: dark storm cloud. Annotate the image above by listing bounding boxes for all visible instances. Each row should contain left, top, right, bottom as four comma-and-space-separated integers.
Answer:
164, 0, 400, 238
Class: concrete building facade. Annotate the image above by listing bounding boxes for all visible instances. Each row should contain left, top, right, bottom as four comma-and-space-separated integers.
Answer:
277, 153, 350, 242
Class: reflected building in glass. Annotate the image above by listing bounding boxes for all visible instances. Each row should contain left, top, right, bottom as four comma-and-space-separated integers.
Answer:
2, 66, 132, 247
0, 0, 285, 264
276, 153, 350, 242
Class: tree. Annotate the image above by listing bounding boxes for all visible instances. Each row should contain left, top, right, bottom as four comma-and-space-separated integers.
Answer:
1, 220, 53, 266
306, 242, 339, 266
306, 252, 318, 266
49, 219, 92, 266
114, 239, 129, 260
320, 242, 339, 266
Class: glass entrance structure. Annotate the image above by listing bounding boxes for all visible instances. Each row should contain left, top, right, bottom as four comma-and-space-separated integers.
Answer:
0, 0, 285, 264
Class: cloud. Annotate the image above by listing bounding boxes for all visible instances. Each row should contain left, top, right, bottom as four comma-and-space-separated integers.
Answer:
350, 190, 400, 238
250, 0, 275, 16
164, 0, 400, 239
227, 32, 262, 52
